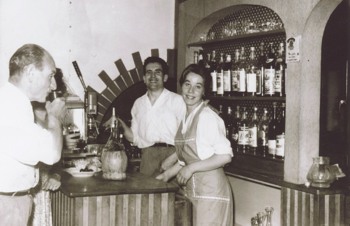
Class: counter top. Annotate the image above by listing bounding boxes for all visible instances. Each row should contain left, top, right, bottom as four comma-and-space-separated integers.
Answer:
60, 171, 179, 197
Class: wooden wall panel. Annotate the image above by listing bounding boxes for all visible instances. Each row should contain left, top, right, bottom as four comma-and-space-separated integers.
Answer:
51, 191, 175, 226
281, 187, 345, 226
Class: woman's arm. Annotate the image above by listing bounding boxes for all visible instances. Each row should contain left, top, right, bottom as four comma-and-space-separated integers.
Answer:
156, 161, 183, 182
176, 154, 232, 185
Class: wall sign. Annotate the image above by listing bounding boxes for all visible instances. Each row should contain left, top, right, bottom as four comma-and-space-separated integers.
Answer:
286, 35, 301, 63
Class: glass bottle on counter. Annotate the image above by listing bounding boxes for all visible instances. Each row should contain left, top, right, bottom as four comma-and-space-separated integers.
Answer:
238, 107, 249, 153
204, 53, 212, 97
275, 42, 286, 97
268, 102, 278, 158
101, 107, 128, 180
257, 108, 269, 156
248, 106, 258, 155
264, 43, 276, 96
246, 47, 258, 96
86, 117, 98, 144
223, 54, 232, 96
231, 49, 240, 96
276, 103, 286, 159
230, 105, 241, 153
216, 52, 225, 96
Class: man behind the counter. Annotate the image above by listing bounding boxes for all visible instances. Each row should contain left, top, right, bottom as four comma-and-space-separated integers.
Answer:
118, 56, 186, 176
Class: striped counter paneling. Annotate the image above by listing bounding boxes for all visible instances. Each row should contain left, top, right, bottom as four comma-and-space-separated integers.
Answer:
281, 187, 345, 226
51, 191, 175, 226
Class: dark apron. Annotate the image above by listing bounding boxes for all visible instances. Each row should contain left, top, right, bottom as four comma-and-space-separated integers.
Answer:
175, 104, 233, 226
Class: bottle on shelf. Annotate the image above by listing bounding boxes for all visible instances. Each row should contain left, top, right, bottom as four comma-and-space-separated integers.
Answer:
193, 50, 199, 64
230, 105, 241, 153
216, 52, 225, 96
225, 106, 233, 138
275, 42, 286, 97
257, 108, 269, 156
223, 54, 232, 96
209, 50, 217, 96
257, 42, 266, 96
238, 106, 249, 153
231, 49, 240, 96
204, 53, 212, 97
246, 46, 258, 96
268, 102, 278, 158
218, 104, 224, 119
264, 43, 276, 96
238, 47, 247, 96
248, 106, 259, 155
197, 50, 205, 68
276, 102, 286, 159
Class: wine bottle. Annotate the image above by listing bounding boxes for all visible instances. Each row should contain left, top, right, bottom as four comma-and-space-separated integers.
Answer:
193, 51, 199, 64
248, 106, 259, 155
246, 47, 258, 96
264, 43, 276, 96
238, 107, 249, 153
230, 105, 241, 153
223, 54, 232, 96
231, 49, 240, 96
225, 106, 233, 138
238, 47, 247, 96
209, 51, 217, 96
204, 53, 212, 97
216, 52, 225, 96
268, 102, 278, 158
276, 103, 286, 159
197, 50, 204, 68
275, 42, 286, 97
256, 42, 266, 96
258, 108, 269, 156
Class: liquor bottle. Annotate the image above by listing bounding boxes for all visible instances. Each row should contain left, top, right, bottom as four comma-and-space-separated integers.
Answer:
258, 108, 269, 156
246, 47, 258, 96
197, 50, 205, 68
193, 51, 199, 64
275, 42, 286, 97
231, 49, 240, 96
204, 53, 212, 97
238, 107, 249, 153
268, 102, 278, 158
216, 53, 225, 96
218, 104, 224, 119
86, 117, 98, 144
223, 54, 232, 96
264, 43, 276, 96
238, 47, 247, 96
225, 106, 233, 138
209, 51, 217, 96
257, 42, 266, 96
230, 105, 241, 153
276, 103, 286, 159
248, 106, 259, 155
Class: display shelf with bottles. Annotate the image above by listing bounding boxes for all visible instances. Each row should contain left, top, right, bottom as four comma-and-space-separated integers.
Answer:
189, 5, 287, 180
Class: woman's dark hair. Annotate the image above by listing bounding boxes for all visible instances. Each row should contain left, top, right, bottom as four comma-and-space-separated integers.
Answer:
143, 56, 169, 75
179, 64, 208, 90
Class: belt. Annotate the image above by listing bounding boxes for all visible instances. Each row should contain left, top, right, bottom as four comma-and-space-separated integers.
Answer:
151, 143, 174, 148
0, 189, 32, 197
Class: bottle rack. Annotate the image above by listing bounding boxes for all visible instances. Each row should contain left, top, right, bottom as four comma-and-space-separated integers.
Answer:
189, 5, 286, 181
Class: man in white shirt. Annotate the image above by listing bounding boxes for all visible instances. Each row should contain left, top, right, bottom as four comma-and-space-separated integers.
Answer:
119, 56, 186, 176
0, 44, 65, 226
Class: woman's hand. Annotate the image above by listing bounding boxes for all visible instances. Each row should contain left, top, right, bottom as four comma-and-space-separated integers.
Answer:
176, 165, 193, 185
155, 172, 169, 182
41, 174, 61, 191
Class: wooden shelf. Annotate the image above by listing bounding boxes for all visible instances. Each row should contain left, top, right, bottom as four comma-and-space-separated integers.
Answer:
208, 95, 286, 102
188, 29, 285, 47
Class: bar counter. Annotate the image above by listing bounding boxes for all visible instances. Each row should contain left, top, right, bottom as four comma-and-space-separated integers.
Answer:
51, 171, 179, 226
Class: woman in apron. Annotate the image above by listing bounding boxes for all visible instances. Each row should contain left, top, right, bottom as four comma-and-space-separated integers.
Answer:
157, 64, 234, 226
